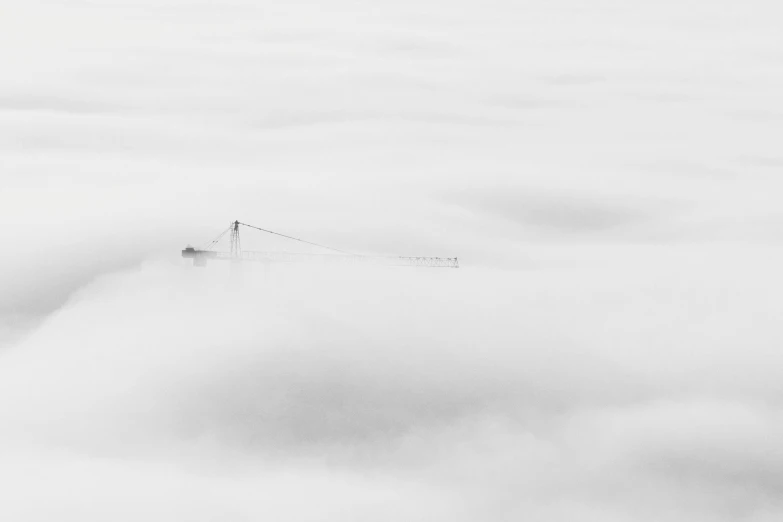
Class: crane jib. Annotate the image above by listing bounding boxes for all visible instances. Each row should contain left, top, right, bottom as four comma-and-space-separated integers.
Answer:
182, 220, 458, 268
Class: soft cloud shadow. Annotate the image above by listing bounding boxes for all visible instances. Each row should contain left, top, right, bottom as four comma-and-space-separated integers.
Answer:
442, 187, 682, 239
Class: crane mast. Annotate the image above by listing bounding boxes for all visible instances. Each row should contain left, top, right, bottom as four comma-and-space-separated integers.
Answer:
229, 220, 241, 259
182, 220, 459, 269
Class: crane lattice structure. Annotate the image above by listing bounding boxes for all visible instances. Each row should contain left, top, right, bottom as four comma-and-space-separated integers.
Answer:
182, 220, 459, 268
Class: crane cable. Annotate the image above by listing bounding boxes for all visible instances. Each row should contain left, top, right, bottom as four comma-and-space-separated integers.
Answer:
199, 225, 231, 251
237, 221, 356, 255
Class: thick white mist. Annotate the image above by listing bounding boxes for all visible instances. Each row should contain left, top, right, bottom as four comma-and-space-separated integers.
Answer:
3, 0, 783, 519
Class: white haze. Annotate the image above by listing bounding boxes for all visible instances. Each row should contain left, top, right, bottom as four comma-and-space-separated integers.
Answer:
2, 0, 783, 520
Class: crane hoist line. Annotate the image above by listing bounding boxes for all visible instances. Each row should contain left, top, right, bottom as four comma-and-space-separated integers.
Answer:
181, 220, 459, 268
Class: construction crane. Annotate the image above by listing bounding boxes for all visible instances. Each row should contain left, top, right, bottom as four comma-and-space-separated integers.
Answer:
182, 221, 459, 268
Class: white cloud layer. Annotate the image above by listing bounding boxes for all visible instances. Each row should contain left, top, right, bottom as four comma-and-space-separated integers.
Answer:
2, 0, 783, 520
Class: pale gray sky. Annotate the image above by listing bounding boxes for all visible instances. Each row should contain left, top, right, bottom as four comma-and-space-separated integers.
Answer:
2, 1, 783, 520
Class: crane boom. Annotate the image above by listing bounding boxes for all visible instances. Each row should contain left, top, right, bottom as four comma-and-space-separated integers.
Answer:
182, 220, 459, 268
183, 248, 458, 268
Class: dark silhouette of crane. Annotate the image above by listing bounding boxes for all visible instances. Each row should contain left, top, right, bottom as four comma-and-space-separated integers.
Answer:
182, 220, 459, 268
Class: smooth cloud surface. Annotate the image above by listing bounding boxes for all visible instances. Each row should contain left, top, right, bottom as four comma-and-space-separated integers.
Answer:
2, 0, 783, 520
